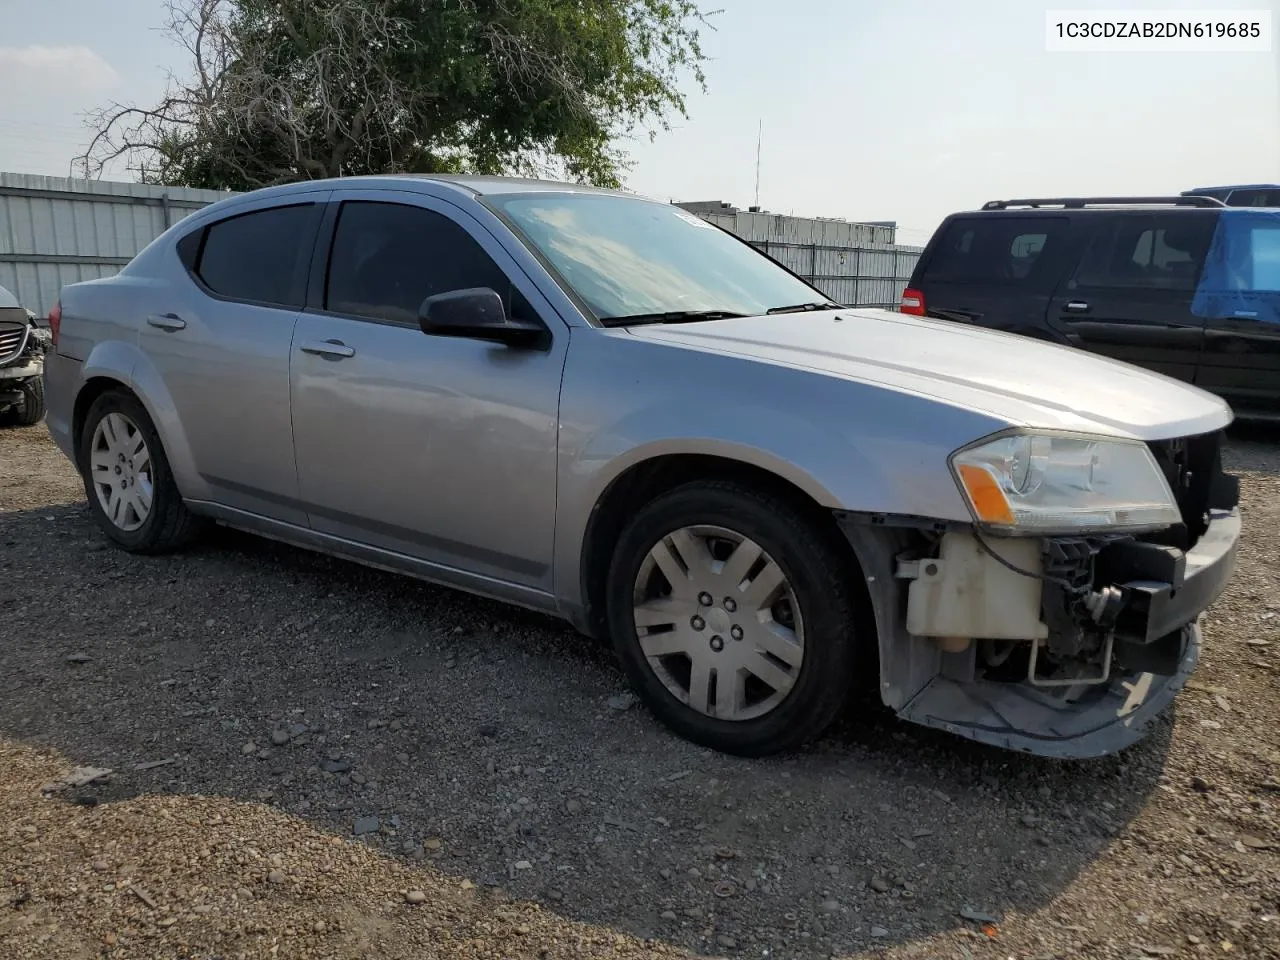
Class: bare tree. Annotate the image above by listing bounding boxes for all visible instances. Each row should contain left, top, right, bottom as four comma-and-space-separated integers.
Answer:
79, 0, 433, 185
77, 0, 711, 190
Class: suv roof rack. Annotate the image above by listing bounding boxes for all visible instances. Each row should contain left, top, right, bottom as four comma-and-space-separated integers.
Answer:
980, 196, 1225, 211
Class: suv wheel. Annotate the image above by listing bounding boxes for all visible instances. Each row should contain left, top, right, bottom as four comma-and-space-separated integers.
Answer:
79, 390, 204, 553
606, 480, 863, 756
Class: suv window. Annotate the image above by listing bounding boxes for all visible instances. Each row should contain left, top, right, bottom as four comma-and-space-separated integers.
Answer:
1226, 188, 1280, 207
1244, 223, 1280, 289
921, 217, 1065, 284
326, 201, 522, 325
1070, 216, 1214, 292
195, 204, 317, 307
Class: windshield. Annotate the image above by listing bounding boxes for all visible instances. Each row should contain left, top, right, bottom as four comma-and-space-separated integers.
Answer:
485, 192, 833, 323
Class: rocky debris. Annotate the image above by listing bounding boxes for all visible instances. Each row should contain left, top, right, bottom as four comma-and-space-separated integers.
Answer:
132, 758, 176, 772
39, 765, 111, 793
352, 816, 381, 836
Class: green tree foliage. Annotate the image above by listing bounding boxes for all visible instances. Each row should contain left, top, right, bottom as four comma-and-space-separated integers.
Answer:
79, 0, 712, 190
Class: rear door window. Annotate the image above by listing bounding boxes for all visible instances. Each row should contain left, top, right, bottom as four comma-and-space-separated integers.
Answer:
194, 203, 320, 308
1069, 215, 1214, 292
921, 217, 1066, 284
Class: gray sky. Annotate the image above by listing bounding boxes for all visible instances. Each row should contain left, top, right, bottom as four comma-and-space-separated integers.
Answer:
1, 0, 1277, 244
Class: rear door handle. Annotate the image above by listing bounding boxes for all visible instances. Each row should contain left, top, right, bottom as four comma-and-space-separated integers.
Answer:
1063, 301, 1091, 314
146, 313, 186, 331
299, 339, 356, 359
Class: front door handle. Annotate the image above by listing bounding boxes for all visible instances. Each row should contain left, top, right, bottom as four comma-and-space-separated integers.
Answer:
1063, 301, 1091, 314
299, 339, 356, 359
146, 313, 186, 331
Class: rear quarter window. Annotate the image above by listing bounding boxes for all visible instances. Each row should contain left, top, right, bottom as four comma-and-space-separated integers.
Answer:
922, 216, 1067, 284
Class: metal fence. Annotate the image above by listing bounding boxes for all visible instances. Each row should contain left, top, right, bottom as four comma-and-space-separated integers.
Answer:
0, 173, 230, 316
0, 173, 923, 316
679, 203, 921, 308
746, 239, 921, 309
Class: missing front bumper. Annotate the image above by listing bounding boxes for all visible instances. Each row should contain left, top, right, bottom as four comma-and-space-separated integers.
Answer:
896, 624, 1199, 759
839, 506, 1240, 759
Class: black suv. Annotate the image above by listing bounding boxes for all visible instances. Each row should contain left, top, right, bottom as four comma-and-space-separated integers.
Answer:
902, 196, 1280, 420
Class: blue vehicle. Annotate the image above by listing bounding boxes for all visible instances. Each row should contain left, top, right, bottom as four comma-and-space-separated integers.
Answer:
1182, 184, 1280, 206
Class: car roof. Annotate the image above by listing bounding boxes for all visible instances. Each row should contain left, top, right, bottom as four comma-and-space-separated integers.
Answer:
214, 174, 640, 205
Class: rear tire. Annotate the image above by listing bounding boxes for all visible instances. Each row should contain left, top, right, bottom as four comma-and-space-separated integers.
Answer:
12, 377, 45, 426
78, 390, 204, 553
605, 480, 865, 757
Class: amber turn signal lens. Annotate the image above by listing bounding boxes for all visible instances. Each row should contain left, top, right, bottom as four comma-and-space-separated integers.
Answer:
956, 463, 1015, 525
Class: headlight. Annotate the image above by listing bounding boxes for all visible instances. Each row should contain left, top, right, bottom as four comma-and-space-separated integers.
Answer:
950, 432, 1180, 534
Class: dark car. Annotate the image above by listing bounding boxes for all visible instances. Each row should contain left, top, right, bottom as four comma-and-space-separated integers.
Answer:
901, 196, 1280, 420
0, 283, 49, 426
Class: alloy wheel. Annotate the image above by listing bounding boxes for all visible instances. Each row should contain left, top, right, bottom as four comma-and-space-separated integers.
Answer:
89, 412, 153, 532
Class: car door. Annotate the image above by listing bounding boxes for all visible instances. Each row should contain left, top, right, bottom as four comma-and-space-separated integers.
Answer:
154, 192, 329, 524
1046, 212, 1213, 383
1193, 211, 1280, 414
289, 191, 569, 596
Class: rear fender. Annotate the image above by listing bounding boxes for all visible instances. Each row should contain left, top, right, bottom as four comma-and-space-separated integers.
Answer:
75, 340, 207, 500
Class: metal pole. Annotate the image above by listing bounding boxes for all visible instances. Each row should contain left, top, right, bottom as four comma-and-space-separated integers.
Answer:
754, 119, 762, 210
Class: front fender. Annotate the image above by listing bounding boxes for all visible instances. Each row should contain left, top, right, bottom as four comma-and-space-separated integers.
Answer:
552, 394, 905, 627
574, 400, 879, 509
551, 330, 999, 624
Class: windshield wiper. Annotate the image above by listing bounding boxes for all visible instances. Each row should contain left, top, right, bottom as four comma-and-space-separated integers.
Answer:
765, 301, 839, 314
600, 309, 748, 327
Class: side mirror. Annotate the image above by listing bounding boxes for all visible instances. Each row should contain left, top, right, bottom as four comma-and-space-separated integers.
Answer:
417, 287, 544, 348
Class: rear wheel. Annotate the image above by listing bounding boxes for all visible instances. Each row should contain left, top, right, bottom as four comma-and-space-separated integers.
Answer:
605, 480, 865, 756
78, 390, 204, 553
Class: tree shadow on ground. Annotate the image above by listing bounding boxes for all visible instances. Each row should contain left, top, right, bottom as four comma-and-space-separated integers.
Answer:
0, 501, 1174, 958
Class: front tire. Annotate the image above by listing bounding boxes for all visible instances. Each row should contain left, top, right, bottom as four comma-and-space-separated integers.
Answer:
605, 480, 864, 757
78, 390, 203, 553
11, 377, 45, 425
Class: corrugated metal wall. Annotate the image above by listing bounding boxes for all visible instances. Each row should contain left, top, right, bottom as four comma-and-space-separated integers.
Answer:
0, 173, 231, 316
0, 174, 923, 316
678, 202, 922, 308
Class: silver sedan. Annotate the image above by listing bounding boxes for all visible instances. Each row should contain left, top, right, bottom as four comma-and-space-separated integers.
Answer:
43, 176, 1240, 758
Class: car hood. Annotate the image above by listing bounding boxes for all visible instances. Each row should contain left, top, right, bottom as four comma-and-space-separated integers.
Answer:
625, 308, 1233, 441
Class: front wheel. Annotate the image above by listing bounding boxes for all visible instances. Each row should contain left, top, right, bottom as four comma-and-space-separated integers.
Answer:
11, 377, 45, 425
605, 481, 865, 757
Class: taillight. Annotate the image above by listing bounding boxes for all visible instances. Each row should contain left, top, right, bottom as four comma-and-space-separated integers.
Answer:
899, 287, 925, 316
48, 301, 61, 347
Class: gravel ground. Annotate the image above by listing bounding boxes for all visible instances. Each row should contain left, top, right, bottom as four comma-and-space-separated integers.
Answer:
1, 422, 1278, 960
